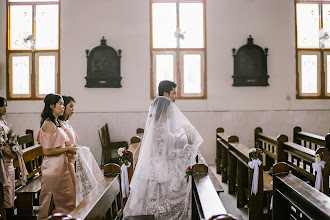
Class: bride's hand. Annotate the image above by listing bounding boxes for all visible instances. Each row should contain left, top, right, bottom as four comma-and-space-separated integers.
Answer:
67, 146, 77, 154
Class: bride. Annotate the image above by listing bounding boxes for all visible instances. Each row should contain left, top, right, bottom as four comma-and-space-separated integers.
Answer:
124, 96, 203, 219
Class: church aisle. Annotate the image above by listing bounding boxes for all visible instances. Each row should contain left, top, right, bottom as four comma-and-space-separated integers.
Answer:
209, 164, 248, 220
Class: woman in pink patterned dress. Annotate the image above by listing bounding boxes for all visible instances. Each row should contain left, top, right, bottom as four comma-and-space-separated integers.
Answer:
59, 96, 78, 204
0, 96, 16, 220
37, 94, 77, 220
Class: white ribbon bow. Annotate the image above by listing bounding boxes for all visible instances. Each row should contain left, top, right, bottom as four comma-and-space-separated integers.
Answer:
312, 160, 326, 192
121, 162, 131, 198
248, 159, 262, 195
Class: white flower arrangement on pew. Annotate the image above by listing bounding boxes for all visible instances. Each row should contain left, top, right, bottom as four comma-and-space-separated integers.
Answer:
117, 147, 131, 166
249, 148, 263, 160
117, 146, 132, 198
313, 152, 326, 192
315, 153, 323, 163
7, 125, 21, 153
248, 148, 263, 195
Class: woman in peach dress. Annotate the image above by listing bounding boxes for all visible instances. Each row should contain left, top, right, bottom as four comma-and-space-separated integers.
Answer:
37, 94, 77, 220
59, 96, 78, 204
0, 96, 16, 219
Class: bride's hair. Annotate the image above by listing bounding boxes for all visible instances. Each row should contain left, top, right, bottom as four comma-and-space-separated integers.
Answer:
152, 97, 171, 121
40, 93, 62, 127
0, 96, 7, 107
58, 95, 75, 121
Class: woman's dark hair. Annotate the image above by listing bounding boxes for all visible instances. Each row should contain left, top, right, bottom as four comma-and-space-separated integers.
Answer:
152, 96, 171, 121
58, 96, 75, 121
0, 97, 7, 107
158, 80, 177, 96
40, 93, 62, 127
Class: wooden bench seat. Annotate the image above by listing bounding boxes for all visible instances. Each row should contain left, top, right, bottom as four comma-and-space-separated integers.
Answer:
273, 162, 330, 220
13, 144, 43, 219
197, 153, 224, 194
15, 175, 41, 217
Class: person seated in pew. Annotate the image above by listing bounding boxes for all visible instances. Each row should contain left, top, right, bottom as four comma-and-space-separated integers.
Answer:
37, 94, 77, 220
58, 96, 78, 204
124, 81, 204, 220
0, 96, 28, 220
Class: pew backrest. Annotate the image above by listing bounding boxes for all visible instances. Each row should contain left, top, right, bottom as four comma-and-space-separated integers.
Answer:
18, 129, 35, 149
255, 127, 289, 170
293, 126, 330, 151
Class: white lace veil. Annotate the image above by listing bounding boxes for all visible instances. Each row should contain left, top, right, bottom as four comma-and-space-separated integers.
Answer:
128, 96, 203, 214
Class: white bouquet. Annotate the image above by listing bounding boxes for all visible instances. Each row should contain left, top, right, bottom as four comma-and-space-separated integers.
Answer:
183, 123, 194, 145
7, 125, 20, 153
0, 129, 6, 151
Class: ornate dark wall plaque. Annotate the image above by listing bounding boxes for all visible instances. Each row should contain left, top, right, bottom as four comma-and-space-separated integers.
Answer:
85, 37, 122, 88
232, 35, 269, 86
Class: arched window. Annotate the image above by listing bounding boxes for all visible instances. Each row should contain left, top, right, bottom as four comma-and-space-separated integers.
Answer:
6, 0, 60, 100
150, 0, 206, 99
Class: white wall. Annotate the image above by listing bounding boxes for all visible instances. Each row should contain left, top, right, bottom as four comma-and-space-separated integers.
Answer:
0, 0, 329, 164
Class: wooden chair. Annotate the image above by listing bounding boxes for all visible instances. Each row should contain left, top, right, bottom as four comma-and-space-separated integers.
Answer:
18, 129, 35, 149
98, 123, 128, 167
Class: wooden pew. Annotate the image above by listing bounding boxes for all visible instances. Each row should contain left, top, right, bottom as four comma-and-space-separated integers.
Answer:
48, 163, 123, 220
192, 163, 240, 220
226, 135, 272, 220
278, 140, 330, 195
215, 128, 232, 182
18, 129, 35, 149
197, 153, 224, 194
217, 128, 274, 219
257, 127, 330, 195
272, 162, 330, 220
13, 144, 43, 219
254, 127, 288, 170
293, 126, 330, 151
215, 127, 225, 174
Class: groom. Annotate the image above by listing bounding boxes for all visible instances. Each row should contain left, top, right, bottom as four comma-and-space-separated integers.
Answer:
158, 80, 177, 102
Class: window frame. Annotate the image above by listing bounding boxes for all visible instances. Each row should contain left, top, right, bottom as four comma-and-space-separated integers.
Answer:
6, 0, 61, 100
295, 0, 330, 99
150, 0, 207, 100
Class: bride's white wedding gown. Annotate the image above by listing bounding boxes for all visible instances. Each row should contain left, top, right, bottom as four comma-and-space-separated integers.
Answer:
124, 96, 203, 220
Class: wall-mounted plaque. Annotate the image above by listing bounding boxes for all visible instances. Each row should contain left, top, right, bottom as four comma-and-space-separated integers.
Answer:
85, 37, 122, 88
232, 35, 269, 86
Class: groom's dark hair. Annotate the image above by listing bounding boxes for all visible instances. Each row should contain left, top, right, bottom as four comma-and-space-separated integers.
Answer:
158, 80, 177, 96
